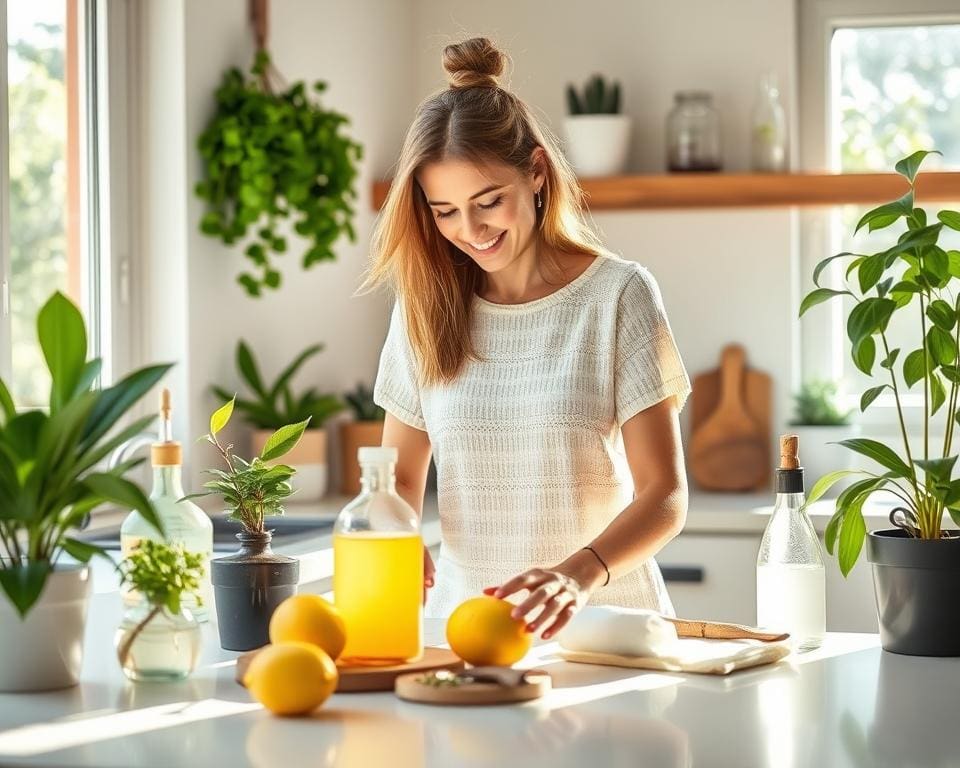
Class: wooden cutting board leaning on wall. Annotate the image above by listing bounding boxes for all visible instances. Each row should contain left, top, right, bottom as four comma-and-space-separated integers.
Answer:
689, 344, 772, 492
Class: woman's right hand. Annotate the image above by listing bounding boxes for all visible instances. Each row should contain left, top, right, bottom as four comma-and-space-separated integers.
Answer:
423, 547, 435, 605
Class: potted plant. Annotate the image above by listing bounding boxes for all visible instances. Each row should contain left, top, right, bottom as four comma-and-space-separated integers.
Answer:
788, 379, 859, 498
0, 292, 171, 691
195, 51, 363, 297
212, 340, 344, 502
340, 382, 385, 495
194, 397, 309, 651
562, 73, 631, 177
800, 149, 960, 656
115, 539, 205, 681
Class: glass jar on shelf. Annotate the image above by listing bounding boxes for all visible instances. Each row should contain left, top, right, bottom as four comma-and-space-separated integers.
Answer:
666, 90, 722, 172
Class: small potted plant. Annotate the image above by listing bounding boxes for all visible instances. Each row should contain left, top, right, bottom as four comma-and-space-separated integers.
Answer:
788, 379, 858, 497
194, 397, 308, 651
340, 382, 385, 495
212, 341, 344, 502
562, 73, 631, 177
115, 539, 205, 681
801, 149, 960, 656
0, 292, 170, 691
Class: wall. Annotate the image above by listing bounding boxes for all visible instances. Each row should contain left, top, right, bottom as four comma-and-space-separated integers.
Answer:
411, 0, 801, 448
139, 0, 802, 490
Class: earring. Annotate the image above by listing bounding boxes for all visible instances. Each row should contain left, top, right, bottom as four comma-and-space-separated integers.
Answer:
536, 189, 543, 209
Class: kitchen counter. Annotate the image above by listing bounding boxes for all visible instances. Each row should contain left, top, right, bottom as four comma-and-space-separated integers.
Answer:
1, 580, 957, 768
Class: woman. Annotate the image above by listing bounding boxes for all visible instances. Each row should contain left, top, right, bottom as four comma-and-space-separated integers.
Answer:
360, 37, 691, 641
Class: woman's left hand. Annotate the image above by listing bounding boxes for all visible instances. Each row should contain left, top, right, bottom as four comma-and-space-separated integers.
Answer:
483, 562, 597, 640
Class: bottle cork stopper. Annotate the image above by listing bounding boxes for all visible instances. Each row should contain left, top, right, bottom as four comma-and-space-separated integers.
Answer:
779, 434, 800, 470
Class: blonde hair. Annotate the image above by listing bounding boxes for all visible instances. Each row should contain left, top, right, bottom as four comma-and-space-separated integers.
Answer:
360, 37, 607, 386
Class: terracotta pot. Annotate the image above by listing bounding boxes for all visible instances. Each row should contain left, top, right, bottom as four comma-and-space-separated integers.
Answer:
251, 427, 327, 501
0, 563, 92, 691
340, 421, 385, 495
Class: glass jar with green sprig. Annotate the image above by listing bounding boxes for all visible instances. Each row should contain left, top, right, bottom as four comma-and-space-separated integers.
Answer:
115, 539, 205, 681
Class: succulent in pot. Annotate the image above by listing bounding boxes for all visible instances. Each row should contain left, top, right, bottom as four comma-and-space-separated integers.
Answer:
800, 150, 960, 656
788, 379, 859, 498
0, 292, 171, 691
190, 397, 309, 651
562, 73, 631, 177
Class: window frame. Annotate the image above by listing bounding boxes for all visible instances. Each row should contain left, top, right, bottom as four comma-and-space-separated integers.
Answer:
797, 0, 960, 436
0, 0, 140, 405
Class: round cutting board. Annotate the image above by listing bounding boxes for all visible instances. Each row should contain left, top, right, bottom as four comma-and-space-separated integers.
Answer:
394, 668, 551, 705
236, 646, 464, 693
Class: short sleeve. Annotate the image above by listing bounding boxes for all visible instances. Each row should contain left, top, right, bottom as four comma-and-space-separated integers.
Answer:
373, 302, 427, 431
614, 266, 692, 426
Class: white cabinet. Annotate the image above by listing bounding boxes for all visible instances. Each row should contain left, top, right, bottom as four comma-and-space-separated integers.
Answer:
657, 532, 879, 632
656, 534, 759, 626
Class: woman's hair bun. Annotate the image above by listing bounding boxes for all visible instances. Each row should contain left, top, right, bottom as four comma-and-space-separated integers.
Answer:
442, 37, 506, 90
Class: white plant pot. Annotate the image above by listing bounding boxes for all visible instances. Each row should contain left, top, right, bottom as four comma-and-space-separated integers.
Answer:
252, 428, 328, 502
0, 563, 92, 691
562, 114, 632, 177
790, 423, 862, 497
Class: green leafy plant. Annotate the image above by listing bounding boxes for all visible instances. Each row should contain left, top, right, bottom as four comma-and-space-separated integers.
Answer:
789, 380, 854, 426
0, 292, 171, 617
192, 397, 309, 533
566, 74, 621, 115
344, 382, 384, 422
800, 150, 960, 575
116, 539, 205, 668
212, 341, 344, 430
195, 50, 363, 297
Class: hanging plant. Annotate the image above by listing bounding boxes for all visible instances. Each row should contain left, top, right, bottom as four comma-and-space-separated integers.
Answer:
195, 49, 363, 296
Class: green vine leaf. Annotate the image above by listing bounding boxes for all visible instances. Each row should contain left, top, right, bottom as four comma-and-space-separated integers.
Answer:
195, 52, 363, 297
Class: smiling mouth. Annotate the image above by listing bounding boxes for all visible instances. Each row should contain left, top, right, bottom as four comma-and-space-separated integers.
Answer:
466, 231, 505, 256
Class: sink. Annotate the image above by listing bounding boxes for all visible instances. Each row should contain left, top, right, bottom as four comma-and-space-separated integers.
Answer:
79, 514, 336, 552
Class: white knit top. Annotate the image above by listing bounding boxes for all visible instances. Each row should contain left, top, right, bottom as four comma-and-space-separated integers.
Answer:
373, 254, 692, 618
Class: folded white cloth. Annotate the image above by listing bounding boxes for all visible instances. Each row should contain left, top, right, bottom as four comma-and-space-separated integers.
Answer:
557, 605, 791, 675
558, 605, 679, 657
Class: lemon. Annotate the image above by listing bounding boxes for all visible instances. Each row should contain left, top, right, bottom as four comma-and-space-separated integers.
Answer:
269, 594, 347, 661
244, 642, 338, 716
446, 595, 531, 666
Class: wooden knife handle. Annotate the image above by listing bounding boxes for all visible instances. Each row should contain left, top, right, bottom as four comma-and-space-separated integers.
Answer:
666, 617, 789, 642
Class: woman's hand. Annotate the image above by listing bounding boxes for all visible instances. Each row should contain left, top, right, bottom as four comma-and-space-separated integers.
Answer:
484, 551, 606, 640
423, 547, 435, 605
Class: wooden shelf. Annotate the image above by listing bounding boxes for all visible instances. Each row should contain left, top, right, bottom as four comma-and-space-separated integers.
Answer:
371, 171, 960, 211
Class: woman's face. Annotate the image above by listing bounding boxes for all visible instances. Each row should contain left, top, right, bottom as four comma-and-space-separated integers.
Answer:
417, 156, 543, 274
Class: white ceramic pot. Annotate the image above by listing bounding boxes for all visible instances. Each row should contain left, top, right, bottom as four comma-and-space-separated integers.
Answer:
0, 563, 92, 691
252, 428, 328, 502
562, 114, 632, 177
789, 423, 862, 497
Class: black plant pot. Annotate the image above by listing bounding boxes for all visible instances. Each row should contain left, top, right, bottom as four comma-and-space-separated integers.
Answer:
211, 530, 299, 652
866, 528, 960, 656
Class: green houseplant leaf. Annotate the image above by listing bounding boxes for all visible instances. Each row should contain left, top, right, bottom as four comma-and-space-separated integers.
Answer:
799, 148, 960, 574
259, 418, 311, 463
0, 292, 172, 618
194, 52, 363, 296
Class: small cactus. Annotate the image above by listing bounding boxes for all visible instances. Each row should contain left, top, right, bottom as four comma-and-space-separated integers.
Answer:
566, 74, 621, 115
344, 382, 385, 422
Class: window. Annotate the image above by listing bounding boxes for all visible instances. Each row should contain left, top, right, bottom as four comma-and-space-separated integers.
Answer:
1, 0, 128, 409
799, 2, 960, 434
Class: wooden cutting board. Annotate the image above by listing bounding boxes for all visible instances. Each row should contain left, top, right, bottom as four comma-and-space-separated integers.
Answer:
235, 646, 464, 693
689, 344, 771, 491
395, 666, 551, 706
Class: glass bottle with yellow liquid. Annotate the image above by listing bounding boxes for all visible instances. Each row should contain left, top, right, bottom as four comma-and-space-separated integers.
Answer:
334, 446, 423, 664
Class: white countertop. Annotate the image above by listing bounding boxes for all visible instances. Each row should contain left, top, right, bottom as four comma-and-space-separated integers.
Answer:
1, 580, 957, 768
